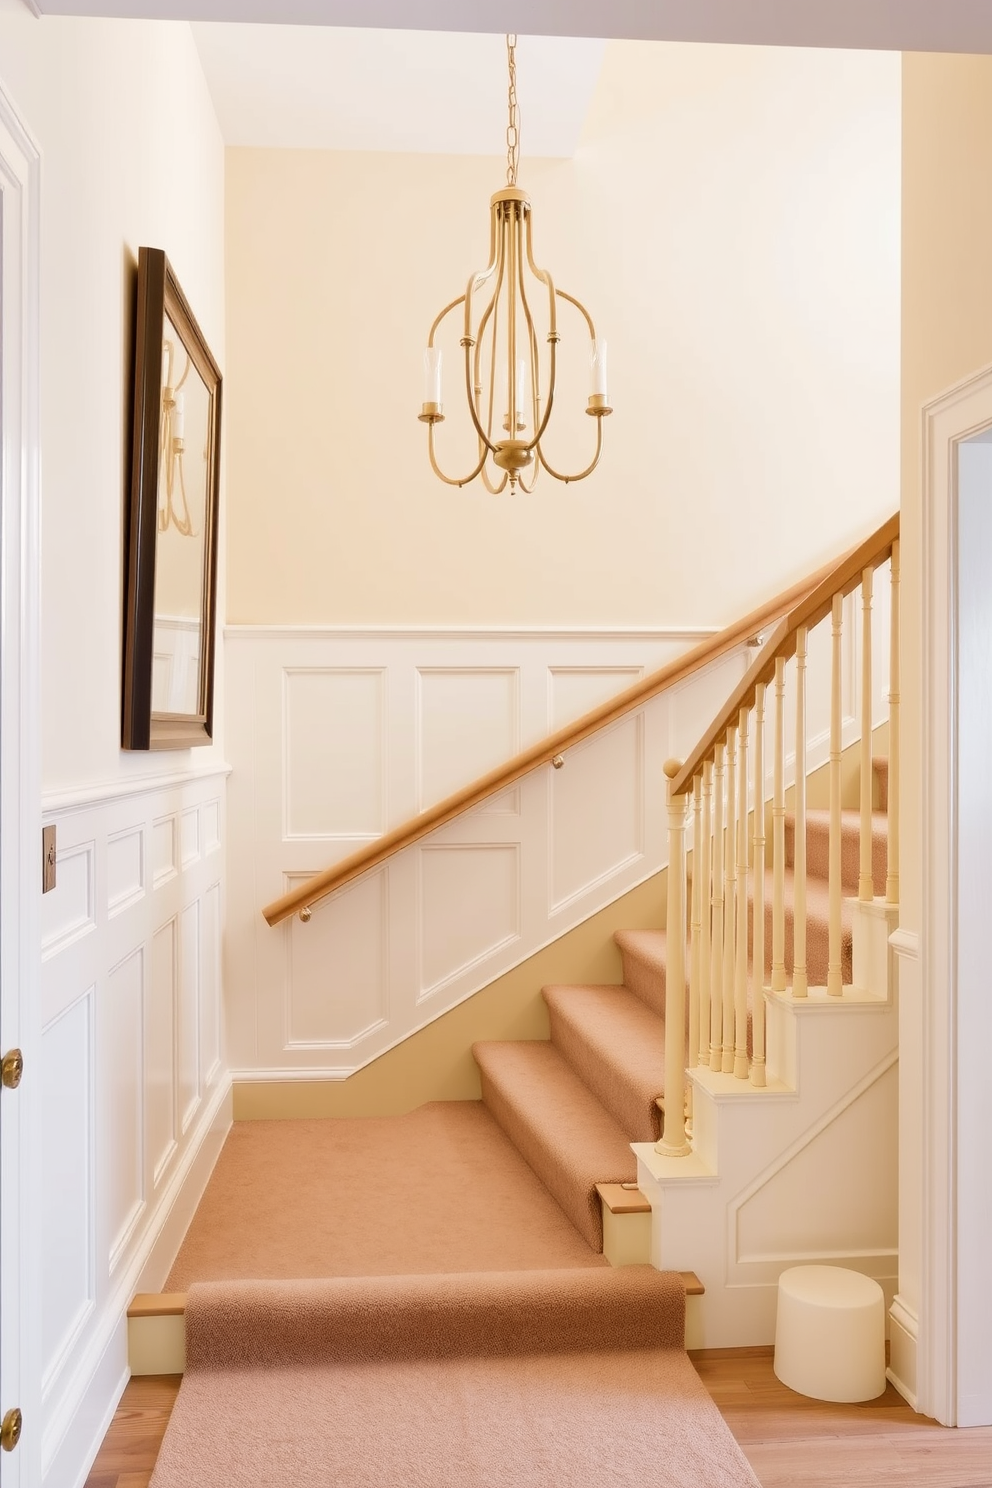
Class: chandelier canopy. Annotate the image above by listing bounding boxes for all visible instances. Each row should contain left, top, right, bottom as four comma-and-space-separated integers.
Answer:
419, 35, 612, 492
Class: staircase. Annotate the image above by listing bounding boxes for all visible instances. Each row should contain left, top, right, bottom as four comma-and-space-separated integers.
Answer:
248, 514, 901, 1355
472, 757, 896, 1320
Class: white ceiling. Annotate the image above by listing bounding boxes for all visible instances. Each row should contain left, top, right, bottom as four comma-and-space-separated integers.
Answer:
189, 26, 605, 155
25, 0, 992, 53
23, 0, 992, 156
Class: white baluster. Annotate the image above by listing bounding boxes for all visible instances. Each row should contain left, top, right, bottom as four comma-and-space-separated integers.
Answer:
827, 593, 844, 996
689, 778, 702, 1074
751, 682, 767, 1087
771, 657, 787, 992
793, 627, 809, 998
886, 540, 900, 905
859, 567, 874, 902
734, 706, 749, 1080
657, 760, 691, 1157
723, 724, 737, 1073
700, 760, 713, 1068
709, 744, 725, 1071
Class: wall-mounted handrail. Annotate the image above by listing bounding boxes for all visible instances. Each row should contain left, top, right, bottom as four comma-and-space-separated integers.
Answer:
261, 529, 887, 928
670, 513, 898, 797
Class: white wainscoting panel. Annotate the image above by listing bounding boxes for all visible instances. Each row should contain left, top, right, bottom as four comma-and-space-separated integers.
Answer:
226, 627, 738, 1081
107, 827, 144, 918
550, 716, 645, 915
105, 946, 145, 1273
225, 612, 892, 1084
418, 843, 521, 998
179, 901, 202, 1132
147, 920, 178, 1187
285, 867, 388, 1048
284, 667, 386, 838
417, 667, 519, 810
41, 991, 94, 1400
39, 767, 230, 1479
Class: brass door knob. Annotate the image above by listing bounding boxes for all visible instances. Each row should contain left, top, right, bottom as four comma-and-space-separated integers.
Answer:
1, 1049, 23, 1090
1, 1407, 22, 1452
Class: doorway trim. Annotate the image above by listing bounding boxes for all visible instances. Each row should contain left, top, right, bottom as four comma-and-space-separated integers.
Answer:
920, 363, 992, 1427
0, 76, 42, 1488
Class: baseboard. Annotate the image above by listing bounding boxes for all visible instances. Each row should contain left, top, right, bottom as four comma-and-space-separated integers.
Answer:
50, 1339, 128, 1488
887, 1294, 919, 1410
43, 1073, 232, 1487
136, 1075, 233, 1292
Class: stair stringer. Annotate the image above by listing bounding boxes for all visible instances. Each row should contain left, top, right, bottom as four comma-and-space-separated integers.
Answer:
634, 899, 899, 1348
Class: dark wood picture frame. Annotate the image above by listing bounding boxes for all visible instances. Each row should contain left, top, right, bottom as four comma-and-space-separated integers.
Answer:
122, 247, 222, 749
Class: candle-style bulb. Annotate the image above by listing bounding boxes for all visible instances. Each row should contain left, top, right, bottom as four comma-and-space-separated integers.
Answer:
590, 339, 608, 399
423, 347, 442, 407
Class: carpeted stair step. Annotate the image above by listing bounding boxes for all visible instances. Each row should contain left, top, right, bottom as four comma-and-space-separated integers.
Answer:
472, 1040, 637, 1251
613, 928, 668, 1017
752, 866, 854, 985
542, 983, 664, 1143
788, 808, 887, 894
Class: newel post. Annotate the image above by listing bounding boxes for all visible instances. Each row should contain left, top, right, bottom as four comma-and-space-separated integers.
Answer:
657, 759, 691, 1158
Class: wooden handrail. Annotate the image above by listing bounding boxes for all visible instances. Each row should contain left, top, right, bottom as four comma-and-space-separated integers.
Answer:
670, 512, 899, 797
262, 537, 880, 927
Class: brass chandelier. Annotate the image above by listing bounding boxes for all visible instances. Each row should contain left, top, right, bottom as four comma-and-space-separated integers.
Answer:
419, 34, 611, 492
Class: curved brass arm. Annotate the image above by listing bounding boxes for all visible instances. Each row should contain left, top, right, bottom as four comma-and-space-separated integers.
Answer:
537, 411, 604, 485
428, 295, 465, 347
556, 286, 596, 340
427, 420, 490, 488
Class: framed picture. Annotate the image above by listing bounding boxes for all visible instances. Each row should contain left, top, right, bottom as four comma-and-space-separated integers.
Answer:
122, 246, 222, 749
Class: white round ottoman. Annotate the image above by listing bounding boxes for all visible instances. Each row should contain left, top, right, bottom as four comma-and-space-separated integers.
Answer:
774, 1265, 885, 1402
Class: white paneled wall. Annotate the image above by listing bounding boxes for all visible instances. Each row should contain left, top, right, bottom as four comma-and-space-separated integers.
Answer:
39, 767, 230, 1488
227, 599, 892, 1085
227, 627, 742, 1081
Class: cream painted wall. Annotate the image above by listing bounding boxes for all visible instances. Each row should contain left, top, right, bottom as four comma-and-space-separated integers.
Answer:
901, 52, 992, 931
0, 3, 225, 793
898, 49, 992, 1411
225, 41, 900, 628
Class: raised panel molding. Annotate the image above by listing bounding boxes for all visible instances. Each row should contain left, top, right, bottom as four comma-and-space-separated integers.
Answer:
106, 947, 146, 1273
41, 990, 95, 1400
153, 814, 178, 887
181, 807, 200, 867
201, 882, 223, 1086
418, 844, 521, 998
224, 627, 747, 1083
148, 919, 178, 1187
550, 715, 645, 915
107, 826, 144, 918
179, 901, 202, 1132
728, 1053, 899, 1285
203, 798, 222, 855
417, 667, 520, 811
39, 766, 229, 1485
41, 840, 95, 959
285, 868, 388, 1048
283, 667, 386, 838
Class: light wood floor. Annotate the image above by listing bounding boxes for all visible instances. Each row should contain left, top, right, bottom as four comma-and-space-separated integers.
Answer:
83, 1350, 992, 1488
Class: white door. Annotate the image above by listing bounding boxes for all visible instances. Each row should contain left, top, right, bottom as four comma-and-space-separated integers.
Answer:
0, 83, 42, 1488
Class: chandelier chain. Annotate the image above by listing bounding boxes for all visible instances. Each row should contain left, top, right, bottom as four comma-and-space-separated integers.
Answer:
506, 33, 520, 186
